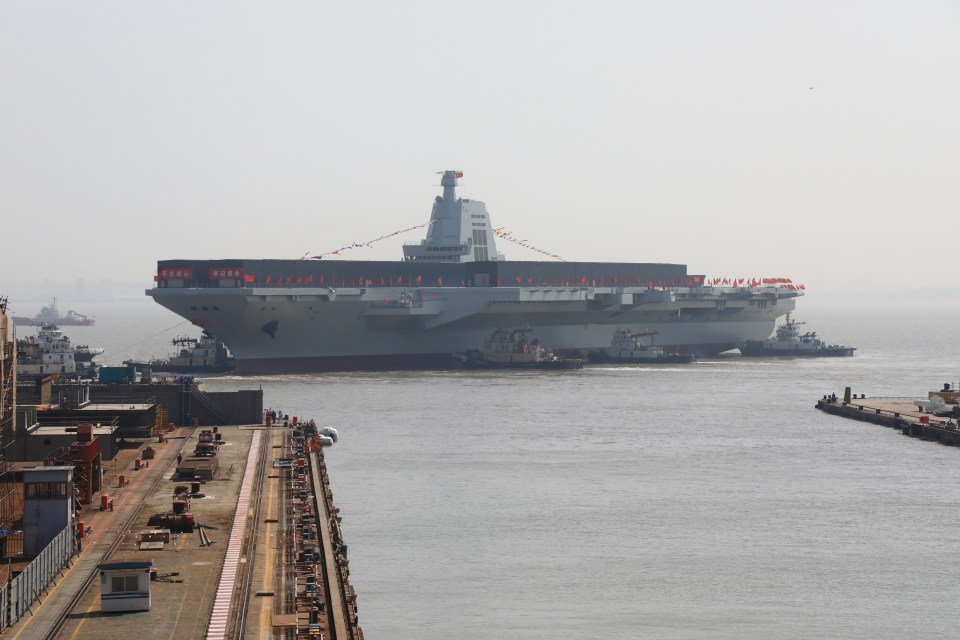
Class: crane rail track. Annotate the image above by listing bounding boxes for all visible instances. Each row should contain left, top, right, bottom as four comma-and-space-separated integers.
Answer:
42, 435, 196, 640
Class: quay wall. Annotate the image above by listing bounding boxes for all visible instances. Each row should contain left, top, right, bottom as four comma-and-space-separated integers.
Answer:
816, 400, 902, 428
817, 398, 960, 447
17, 383, 263, 428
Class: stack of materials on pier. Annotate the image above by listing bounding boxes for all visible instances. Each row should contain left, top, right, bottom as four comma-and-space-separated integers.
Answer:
816, 383, 960, 447
915, 383, 960, 417
177, 453, 218, 480
290, 424, 331, 637
148, 485, 196, 532
288, 420, 361, 639
138, 529, 171, 551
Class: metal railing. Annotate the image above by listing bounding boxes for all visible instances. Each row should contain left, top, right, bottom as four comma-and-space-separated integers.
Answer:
35, 417, 120, 429
3, 526, 76, 629
0, 574, 7, 629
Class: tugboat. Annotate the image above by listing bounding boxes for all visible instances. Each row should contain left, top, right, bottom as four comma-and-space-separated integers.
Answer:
12, 297, 95, 326
739, 314, 855, 357
16, 323, 97, 380
74, 344, 105, 365
588, 328, 696, 364
461, 327, 584, 370
124, 330, 236, 374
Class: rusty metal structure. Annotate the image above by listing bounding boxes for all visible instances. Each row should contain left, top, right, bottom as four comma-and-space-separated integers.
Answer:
42, 424, 103, 504
153, 405, 168, 437
0, 298, 22, 555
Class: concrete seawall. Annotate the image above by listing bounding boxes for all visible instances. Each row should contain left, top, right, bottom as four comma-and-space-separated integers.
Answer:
816, 392, 960, 447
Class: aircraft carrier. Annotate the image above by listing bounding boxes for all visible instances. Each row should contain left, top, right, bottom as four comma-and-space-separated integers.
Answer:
148, 171, 800, 373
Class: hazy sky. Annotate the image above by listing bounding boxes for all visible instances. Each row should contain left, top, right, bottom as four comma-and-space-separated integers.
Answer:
3, 1, 958, 296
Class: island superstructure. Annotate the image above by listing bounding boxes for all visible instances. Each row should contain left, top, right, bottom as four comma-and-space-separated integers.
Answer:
148, 171, 801, 373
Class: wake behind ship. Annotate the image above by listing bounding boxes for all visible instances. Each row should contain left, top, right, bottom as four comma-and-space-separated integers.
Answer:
148, 171, 801, 373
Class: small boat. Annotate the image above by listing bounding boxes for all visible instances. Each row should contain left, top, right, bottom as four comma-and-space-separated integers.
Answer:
462, 327, 584, 370
12, 297, 95, 326
74, 344, 105, 364
739, 314, 855, 357
124, 330, 236, 374
588, 328, 696, 364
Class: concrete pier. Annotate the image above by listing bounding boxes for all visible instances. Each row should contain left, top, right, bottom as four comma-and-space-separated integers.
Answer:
816, 388, 960, 447
4, 419, 361, 640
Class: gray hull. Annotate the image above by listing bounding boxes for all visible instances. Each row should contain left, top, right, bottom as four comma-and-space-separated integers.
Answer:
149, 284, 797, 373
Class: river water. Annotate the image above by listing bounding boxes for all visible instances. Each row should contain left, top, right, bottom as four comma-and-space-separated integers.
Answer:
16, 296, 960, 639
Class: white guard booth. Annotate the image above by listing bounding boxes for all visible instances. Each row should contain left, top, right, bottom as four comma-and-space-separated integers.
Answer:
98, 560, 153, 612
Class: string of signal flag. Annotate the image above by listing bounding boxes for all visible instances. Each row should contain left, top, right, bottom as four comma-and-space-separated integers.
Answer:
304, 219, 438, 260
708, 277, 805, 291
297, 218, 803, 291
302, 220, 567, 261
491, 227, 566, 261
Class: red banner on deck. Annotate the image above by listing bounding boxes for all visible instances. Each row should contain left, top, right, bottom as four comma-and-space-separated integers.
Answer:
158, 268, 194, 280
208, 268, 245, 280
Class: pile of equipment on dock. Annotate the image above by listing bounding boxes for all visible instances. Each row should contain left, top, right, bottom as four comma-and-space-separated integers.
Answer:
287, 420, 358, 638
816, 383, 960, 448
148, 465, 210, 533
194, 428, 223, 456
